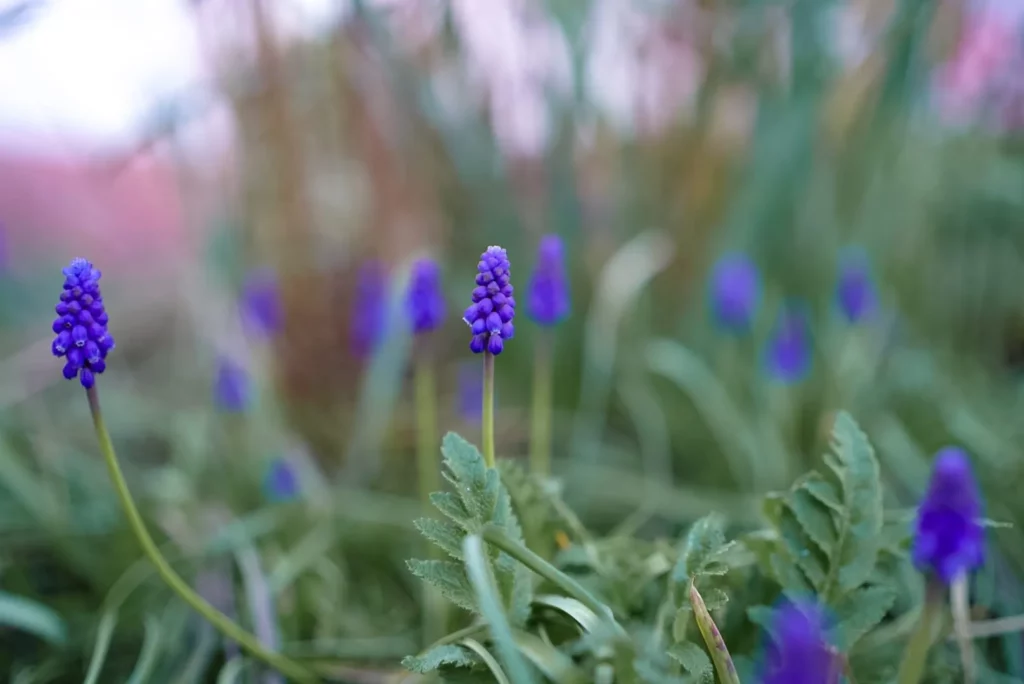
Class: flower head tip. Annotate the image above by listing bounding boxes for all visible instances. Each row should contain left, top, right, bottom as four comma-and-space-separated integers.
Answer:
527, 235, 569, 326
759, 599, 838, 684
241, 268, 284, 338
912, 447, 985, 584
463, 246, 515, 355
764, 301, 812, 384
263, 457, 300, 503
709, 252, 760, 332
214, 356, 250, 412
406, 258, 446, 334
51, 258, 114, 389
350, 260, 389, 358
836, 247, 878, 323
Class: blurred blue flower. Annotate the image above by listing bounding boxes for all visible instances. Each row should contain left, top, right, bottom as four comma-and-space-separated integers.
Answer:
764, 302, 812, 384
51, 258, 114, 389
913, 447, 985, 584
350, 260, 389, 359
709, 252, 760, 332
406, 258, 446, 334
835, 247, 877, 323
759, 598, 838, 684
214, 357, 250, 412
241, 268, 283, 338
457, 362, 482, 424
527, 235, 569, 326
263, 458, 300, 503
463, 246, 515, 355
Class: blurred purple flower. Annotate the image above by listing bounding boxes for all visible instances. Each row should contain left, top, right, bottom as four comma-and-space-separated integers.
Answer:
51, 258, 114, 389
406, 258, 446, 334
214, 357, 250, 412
463, 246, 515, 355
835, 247, 877, 323
241, 268, 283, 338
709, 252, 760, 332
263, 458, 300, 503
759, 599, 838, 684
764, 302, 812, 384
527, 234, 570, 326
913, 447, 985, 584
350, 261, 389, 359
457, 362, 483, 424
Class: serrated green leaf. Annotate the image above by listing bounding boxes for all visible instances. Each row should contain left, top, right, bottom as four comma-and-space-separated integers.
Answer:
700, 561, 730, 576
430, 491, 471, 527
441, 433, 500, 529
701, 588, 729, 611
667, 641, 713, 678
824, 412, 883, 595
415, 518, 465, 560
788, 487, 838, 556
402, 644, 479, 673
673, 606, 691, 642
674, 514, 727, 582
769, 550, 814, 595
775, 507, 828, 589
797, 472, 842, 513
833, 585, 898, 651
407, 559, 476, 612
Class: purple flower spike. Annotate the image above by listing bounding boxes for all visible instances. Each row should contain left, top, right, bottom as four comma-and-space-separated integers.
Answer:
51, 258, 113, 389
836, 247, 878, 323
764, 302, 812, 384
709, 252, 760, 332
463, 246, 515, 355
350, 261, 389, 359
263, 458, 300, 503
912, 447, 985, 584
241, 268, 283, 338
527, 235, 569, 326
214, 357, 250, 412
406, 258, 446, 334
760, 599, 838, 684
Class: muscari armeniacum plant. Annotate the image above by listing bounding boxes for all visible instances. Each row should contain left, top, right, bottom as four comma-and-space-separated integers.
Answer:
463, 245, 515, 468
53, 259, 315, 682
897, 446, 985, 684
526, 235, 569, 478
350, 259, 389, 360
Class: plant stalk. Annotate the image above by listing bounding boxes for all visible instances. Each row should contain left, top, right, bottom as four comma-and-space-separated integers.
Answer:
897, 579, 944, 684
482, 351, 496, 468
414, 360, 445, 644
529, 331, 554, 477
86, 386, 316, 683
690, 580, 741, 684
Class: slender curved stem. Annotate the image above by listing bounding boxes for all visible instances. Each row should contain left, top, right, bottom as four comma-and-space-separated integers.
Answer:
529, 332, 553, 477
414, 361, 445, 643
482, 352, 496, 468
897, 579, 943, 684
86, 386, 317, 683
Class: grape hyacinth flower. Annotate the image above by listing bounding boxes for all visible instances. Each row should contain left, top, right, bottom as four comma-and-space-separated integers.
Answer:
241, 268, 283, 338
51, 258, 114, 389
463, 246, 514, 468
835, 247, 878, 323
406, 258, 446, 334
912, 447, 985, 584
464, 246, 515, 356
759, 599, 839, 684
709, 252, 760, 332
53, 260, 314, 681
350, 260, 389, 359
764, 302, 812, 384
263, 458, 300, 503
527, 235, 569, 326
214, 357, 250, 412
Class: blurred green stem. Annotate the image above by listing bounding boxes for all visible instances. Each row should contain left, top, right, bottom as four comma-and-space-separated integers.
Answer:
529, 331, 553, 477
483, 351, 495, 468
897, 579, 943, 684
86, 386, 317, 684
414, 360, 445, 643
690, 580, 740, 684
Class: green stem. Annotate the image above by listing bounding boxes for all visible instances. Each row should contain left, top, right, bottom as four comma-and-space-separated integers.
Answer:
481, 525, 627, 640
690, 580, 740, 684
897, 580, 943, 684
482, 351, 496, 468
86, 387, 317, 684
529, 332, 553, 478
414, 361, 445, 644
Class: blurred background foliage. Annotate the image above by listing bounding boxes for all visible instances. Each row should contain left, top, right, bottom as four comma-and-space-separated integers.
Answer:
4, 0, 1024, 681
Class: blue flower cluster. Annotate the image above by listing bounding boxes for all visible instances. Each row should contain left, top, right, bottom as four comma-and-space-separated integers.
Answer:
463, 246, 516, 355
51, 258, 115, 389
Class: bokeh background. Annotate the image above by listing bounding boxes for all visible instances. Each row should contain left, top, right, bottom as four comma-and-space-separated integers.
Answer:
3, 0, 1024, 681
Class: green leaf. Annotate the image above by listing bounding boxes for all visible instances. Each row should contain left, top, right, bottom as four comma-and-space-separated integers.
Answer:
787, 486, 838, 555
430, 491, 470, 528
825, 412, 883, 595
415, 518, 465, 560
407, 560, 476, 612
701, 588, 729, 612
833, 585, 898, 651
0, 591, 67, 645
667, 641, 713, 679
441, 433, 500, 530
402, 644, 478, 673
674, 514, 727, 582
797, 472, 842, 513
